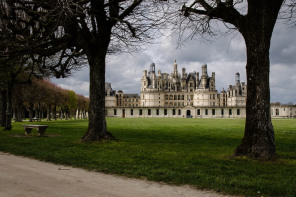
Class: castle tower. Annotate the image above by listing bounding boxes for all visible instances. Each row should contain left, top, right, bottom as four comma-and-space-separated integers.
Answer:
182, 68, 186, 78
202, 64, 208, 76
173, 60, 178, 77
200, 64, 208, 89
149, 63, 155, 79
196, 72, 199, 88
219, 88, 227, 106
235, 72, 240, 85
235, 72, 241, 95
210, 72, 215, 91
174, 60, 177, 71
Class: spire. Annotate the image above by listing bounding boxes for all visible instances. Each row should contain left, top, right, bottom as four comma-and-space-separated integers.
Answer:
173, 60, 178, 73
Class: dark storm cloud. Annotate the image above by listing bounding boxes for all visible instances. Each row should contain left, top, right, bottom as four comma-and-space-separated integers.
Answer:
270, 23, 296, 66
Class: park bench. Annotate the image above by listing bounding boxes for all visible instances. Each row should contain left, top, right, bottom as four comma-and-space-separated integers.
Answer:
22, 125, 49, 136
32, 117, 39, 121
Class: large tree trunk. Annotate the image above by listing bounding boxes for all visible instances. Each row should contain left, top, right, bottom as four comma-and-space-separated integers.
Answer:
53, 105, 57, 120
5, 84, 13, 130
29, 102, 33, 122
234, 1, 283, 160
0, 90, 7, 127
82, 47, 114, 141
47, 104, 51, 121
15, 101, 23, 122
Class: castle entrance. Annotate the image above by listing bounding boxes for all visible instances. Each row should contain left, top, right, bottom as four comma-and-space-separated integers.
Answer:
122, 109, 125, 118
186, 110, 191, 118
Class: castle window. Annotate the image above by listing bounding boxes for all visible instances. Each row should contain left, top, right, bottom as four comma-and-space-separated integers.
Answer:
156, 109, 159, 115
178, 109, 181, 115
178, 95, 180, 100
212, 109, 215, 115
181, 95, 184, 100
114, 109, 117, 115
229, 109, 232, 115
213, 102, 215, 106
221, 109, 224, 116
131, 109, 133, 116
164, 109, 167, 115
276, 109, 279, 115
148, 109, 151, 115
213, 95, 215, 99
205, 109, 208, 115
237, 109, 240, 115
139, 109, 143, 115
173, 109, 176, 115
197, 109, 200, 115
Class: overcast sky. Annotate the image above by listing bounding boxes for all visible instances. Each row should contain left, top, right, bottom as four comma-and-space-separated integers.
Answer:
51, 20, 296, 104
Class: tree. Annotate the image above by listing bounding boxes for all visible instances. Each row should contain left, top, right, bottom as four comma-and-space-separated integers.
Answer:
0, 0, 166, 140
0, 58, 37, 129
67, 90, 77, 119
177, 0, 286, 159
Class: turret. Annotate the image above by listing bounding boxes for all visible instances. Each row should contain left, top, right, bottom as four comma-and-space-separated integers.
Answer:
143, 70, 147, 77
211, 72, 216, 90
150, 63, 155, 73
235, 72, 240, 85
173, 60, 178, 78
174, 60, 177, 72
202, 64, 208, 76
182, 68, 186, 78
196, 72, 199, 88
149, 63, 155, 80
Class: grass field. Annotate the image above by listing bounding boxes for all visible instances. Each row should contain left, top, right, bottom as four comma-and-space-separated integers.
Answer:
0, 118, 295, 196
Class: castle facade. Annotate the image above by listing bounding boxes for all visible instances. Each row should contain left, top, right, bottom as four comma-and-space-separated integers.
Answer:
105, 61, 295, 118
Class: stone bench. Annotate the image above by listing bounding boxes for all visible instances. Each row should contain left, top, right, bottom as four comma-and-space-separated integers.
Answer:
32, 117, 39, 122
22, 125, 49, 136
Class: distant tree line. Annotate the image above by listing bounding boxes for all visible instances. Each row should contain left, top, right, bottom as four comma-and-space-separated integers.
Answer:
0, 78, 89, 127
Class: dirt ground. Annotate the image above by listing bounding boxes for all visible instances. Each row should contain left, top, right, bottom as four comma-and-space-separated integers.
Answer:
0, 152, 230, 197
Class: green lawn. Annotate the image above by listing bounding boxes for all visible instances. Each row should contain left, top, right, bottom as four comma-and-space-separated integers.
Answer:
0, 118, 295, 196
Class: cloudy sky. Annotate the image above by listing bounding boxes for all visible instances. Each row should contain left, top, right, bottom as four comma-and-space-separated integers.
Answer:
51, 17, 296, 104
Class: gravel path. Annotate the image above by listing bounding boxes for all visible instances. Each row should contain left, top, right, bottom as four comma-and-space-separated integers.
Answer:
0, 152, 230, 197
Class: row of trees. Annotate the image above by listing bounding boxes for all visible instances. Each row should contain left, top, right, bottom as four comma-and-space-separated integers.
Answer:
0, 0, 295, 160
0, 78, 89, 126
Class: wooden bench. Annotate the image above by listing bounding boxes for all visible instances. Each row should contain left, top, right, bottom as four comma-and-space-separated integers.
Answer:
22, 125, 49, 136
